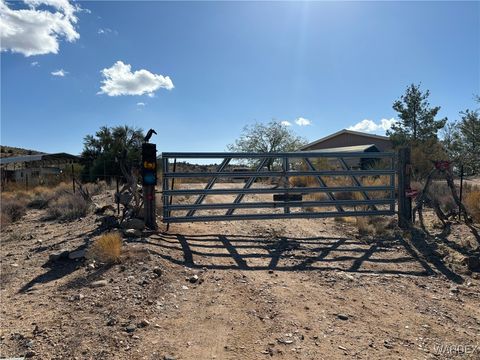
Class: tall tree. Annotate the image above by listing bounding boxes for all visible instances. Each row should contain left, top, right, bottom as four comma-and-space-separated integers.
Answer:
387, 84, 447, 146
227, 121, 307, 170
81, 125, 144, 181
443, 109, 480, 175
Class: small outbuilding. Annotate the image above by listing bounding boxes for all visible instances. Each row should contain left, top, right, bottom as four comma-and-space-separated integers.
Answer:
0, 152, 79, 188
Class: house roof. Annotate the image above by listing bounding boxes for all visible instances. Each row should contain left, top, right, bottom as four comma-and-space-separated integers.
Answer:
301, 144, 380, 153
301, 129, 390, 150
0, 152, 79, 166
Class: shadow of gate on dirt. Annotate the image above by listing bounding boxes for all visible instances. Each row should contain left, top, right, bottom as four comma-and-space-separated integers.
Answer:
142, 232, 443, 278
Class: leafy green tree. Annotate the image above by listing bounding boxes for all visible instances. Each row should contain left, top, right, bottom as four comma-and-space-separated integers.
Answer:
443, 109, 480, 175
81, 125, 144, 181
227, 121, 307, 170
387, 83, 447, 146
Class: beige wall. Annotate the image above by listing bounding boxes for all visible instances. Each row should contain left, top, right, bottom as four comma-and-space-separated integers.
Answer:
304, 133, 393, 151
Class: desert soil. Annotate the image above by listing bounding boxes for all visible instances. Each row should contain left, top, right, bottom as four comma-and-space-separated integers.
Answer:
1, 190, 480, 360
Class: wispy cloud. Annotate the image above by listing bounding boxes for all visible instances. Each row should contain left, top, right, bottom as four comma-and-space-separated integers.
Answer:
295, 117, 312, 126
98, 28, 116, 35
31, 61, 39, 67
348, 118, 396, 133
98, 61, 174, 97
136, 102, 146, 106
281, 120, 292, 126
51, 69, 67, 77
0, 0, 81, 56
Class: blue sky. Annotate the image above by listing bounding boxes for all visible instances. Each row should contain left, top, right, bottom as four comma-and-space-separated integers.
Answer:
1, 1, 479, 155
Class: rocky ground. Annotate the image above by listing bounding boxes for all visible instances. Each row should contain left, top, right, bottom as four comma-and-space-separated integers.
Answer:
1, 191, 480, 360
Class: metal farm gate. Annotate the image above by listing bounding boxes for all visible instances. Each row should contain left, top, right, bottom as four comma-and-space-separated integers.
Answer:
160, 151, 398, 224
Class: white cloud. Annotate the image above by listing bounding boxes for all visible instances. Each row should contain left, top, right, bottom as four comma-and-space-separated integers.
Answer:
280, 120, 292, 126
295, 117, 312, 126
31, 61, 39, 66
51, 68, 67, 76
348, 118, 397, 133
136, 102, 146, 106
98, 27, 115, 35
98, 61, 174, 96
0, 0, 80, 57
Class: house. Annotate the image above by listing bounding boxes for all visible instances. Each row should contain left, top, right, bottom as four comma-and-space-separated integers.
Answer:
299, 130, 393, 169
300, 129, 393, 152
303, 144, 383, 169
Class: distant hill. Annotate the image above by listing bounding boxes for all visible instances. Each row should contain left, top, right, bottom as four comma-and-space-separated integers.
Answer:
0, 145, 45, 158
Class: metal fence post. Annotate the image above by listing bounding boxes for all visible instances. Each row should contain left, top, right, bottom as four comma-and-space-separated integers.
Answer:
162, 156, 169, 222
71, 163, 75, 194
116, 176, 120, 215
458, 164, 464, 218
283, 156, 290, 213
397, 147, 412, 229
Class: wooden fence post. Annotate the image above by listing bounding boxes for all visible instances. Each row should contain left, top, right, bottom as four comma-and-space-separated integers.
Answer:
397, 147, 412, 229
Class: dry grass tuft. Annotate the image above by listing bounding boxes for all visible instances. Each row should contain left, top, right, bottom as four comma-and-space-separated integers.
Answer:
46, 193, 90, 221
414, 181, 480, 222
1, 181, 100, 225
291, 174, 390, 202
1, 192, 29, 226
355, 216, 392, 237
87, 232, 123, 264
356, 217, 376, 235
28, 187, 56, 209
83, 181, 107, 196
334, 216, 356, 224
427, 181, 457, 213
464, 189, 480, 224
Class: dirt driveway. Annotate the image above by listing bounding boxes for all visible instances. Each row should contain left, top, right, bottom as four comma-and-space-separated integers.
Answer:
1, 202, 480, 359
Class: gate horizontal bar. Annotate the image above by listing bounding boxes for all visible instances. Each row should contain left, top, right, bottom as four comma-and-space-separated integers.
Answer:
163, 185, 394, 196
165, 199, 394, 211
163, 169, 396, 178
161, 151, 395, 159
163, 210, 396, 223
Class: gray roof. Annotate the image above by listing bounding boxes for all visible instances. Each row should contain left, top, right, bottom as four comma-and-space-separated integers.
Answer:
301, 144, 380, 153
301, 129, 390, 150
0, 152, 79, 166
